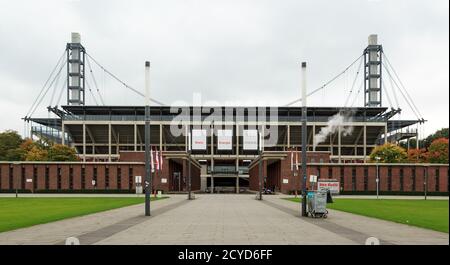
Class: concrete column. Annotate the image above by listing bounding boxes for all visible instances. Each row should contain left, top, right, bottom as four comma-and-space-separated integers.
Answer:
384, 124, 388, 144
82, 123, 86, 162
61, 122, 65, 145
338, 126, 342, 163
159, 124, 163, 151
134, 124, 137, 151
287, 124, 290, 149
236, 162, 239, 193
210, 125, 214, 194
185, 125, 188, 152
363, 124, 367, 162
236, 123, 239, 194
108, 123, 112, 162
416, 124, 419, 150
312, 124, 316, 151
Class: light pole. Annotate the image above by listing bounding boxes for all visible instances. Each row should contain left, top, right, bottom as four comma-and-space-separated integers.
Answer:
424, 165, 428, 200
375, 156, 381, 199
301, 62, 308, 217
188, 132, 192, 200
258, 130, 263, 200
144, 61, 151, 216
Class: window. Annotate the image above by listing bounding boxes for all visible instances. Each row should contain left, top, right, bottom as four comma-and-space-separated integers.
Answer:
129, 167, 133, 190
352, 168, 356, 191
9, 166, 13, 190
316, 167, 320, 179
105, 167, 109, 189
117, 167, 122, 190
45, 167, 49, 190
21, 166, 25, 190
412, 168, 416, 191
328, 168, 333, 179
436, 169, 440, 192
340, 167, 345, 190
69, 167, 74, 190
93, 167, 98, 185
33, 167, 38, 190
0, 166, 2, 188
387, 167, 392, 191
364, 167, 369, 191
81, 167, 86, 189
399, 168, 404, 192
57, 167, 62, 190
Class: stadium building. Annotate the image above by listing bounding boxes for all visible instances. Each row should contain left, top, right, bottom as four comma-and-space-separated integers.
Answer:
1, 33, 447, 195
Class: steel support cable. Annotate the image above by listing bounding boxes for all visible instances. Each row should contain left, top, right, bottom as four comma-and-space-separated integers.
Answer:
385, 61, 400, 109
29, 58, 67, 118
56, 78, 67, 106
85, 56, 105, 105
85, 53, 165, 106
86, 80, 99, 106
383, 63, 421, 120
284, 53, 364, 106
49, 65, 64, 107
344, 56, 364, 107
383, 52, 423, 118
388, 74, 400, 109
25, 49, 66, 118
381, 79, 394, 109
350, 77, 365, 107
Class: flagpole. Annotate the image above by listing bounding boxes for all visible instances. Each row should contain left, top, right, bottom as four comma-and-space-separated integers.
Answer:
144, 61, 151, 216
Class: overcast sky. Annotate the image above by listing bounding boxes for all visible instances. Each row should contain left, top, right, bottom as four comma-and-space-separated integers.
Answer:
0, 0, 448, 138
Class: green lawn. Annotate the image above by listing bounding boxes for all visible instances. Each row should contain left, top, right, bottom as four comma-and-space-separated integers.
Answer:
0, 197, 167, 233
283, 198, 449, 233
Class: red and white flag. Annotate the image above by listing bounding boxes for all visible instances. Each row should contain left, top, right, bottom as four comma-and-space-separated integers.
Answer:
160, 149, 163, 171
150, 147, 154, 172
290, 150, 294, 171
155, 148, 160, 171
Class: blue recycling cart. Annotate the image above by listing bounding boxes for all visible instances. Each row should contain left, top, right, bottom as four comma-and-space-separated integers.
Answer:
306, 190, 328, 218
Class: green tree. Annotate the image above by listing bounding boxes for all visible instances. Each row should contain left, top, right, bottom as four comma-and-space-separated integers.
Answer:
48, 144, 78, 161
427, 138, 449, 164
407, 148, 428, 163
24, 146, 49, 161
423, 128, 448, 147
370, 143, 408, 163
0, 130, 24, 161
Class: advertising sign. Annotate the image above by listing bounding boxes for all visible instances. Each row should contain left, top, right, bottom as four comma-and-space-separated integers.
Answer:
243, 129, 258, 150
217, 129, 233, 150
135, 175, 142, 184
192, 129, 207, 150
318, 179, 340, 194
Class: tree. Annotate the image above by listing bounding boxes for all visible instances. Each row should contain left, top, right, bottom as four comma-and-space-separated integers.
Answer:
0, 130, 24, 161
370, 143, 408, 163
48, 144, 78, 161
24, 146, 48, 161
399, 128, 449, 150
427, 138, 449, 164
423, 128, 448, 148
407, 148, 428, 163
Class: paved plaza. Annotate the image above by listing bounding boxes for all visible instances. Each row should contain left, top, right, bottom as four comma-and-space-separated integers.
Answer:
0, 194, 448, 245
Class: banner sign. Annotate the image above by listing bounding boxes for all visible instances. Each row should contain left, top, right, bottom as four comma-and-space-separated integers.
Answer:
243, 129, 258, 150
318, 179, 340, 194
217, 129, 233, 150
191, 129, 207, 150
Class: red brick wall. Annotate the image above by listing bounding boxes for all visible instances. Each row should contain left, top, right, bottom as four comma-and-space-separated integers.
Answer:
1, 161, 448, 194
249, 161, 449, 194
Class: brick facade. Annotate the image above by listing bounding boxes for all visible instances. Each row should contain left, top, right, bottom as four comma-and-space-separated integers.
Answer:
0, 160, 201, 194
249, 161, 449, 194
